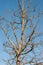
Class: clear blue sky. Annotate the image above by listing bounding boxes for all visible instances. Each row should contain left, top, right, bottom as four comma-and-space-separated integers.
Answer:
0, 0, 43, 65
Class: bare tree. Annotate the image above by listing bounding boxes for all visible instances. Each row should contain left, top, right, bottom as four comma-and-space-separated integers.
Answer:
0, 0, 43, 65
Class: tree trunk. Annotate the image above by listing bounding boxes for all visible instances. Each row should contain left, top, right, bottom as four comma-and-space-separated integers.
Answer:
16, 56, 21, 65
16, 61, 20, 65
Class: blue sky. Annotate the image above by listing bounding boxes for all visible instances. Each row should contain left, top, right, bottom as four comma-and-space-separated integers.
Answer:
0, 0, 43, 65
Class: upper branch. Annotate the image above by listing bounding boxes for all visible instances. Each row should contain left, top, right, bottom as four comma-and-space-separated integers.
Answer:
21, 44, 34, 55
21, 20, 40, 52
1, 26, 18, 54
17, 0, 22, 10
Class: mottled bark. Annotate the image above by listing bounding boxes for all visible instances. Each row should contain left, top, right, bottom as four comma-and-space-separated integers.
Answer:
16, 55, 21, 65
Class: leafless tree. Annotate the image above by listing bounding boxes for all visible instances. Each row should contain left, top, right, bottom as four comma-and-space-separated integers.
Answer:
0, 0, 43, 65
